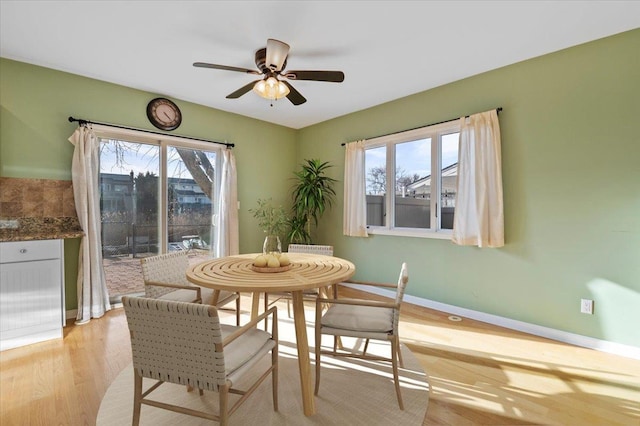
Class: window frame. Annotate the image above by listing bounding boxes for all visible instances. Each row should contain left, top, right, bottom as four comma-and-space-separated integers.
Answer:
364, 119, 460, 239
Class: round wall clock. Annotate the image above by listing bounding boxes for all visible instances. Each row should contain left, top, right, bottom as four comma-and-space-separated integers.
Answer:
146, 97, 182, 131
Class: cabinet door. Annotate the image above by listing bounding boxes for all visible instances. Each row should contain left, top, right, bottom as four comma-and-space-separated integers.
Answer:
0, 259, 63, 339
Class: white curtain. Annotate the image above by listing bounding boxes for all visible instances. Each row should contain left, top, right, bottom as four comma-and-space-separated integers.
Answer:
452, 110, 504, 247
343, 140, 369, 237
68, 126, 111, 324
216, 148, 239, 256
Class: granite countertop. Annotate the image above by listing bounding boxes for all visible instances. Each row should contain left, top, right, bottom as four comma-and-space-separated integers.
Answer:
0, 217, 84, 242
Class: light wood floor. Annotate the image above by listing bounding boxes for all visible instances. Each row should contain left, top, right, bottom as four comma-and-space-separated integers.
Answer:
1, 288, 639, 425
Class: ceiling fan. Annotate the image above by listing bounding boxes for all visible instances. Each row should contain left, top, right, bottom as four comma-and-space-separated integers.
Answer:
193, 39, 345, 105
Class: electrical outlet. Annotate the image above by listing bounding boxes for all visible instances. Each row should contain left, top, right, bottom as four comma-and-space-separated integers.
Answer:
580, 299, 594, 314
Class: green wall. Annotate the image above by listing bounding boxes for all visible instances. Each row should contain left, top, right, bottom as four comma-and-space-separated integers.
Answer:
1, 29, 638, 348
298, 29, 640, 348
0, 58, 297, 309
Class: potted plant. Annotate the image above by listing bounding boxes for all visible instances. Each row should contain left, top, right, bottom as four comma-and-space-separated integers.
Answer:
250, 198, 288, 254
287, 159, 337, 244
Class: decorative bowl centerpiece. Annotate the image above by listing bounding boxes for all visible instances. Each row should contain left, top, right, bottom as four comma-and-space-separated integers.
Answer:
251, 253, 292, 273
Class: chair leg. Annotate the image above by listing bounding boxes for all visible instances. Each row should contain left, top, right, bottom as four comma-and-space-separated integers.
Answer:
315, 310, 322, 395
235, 294, 241, 326
397, 337, 404, 368
219, 383, 230, 426
272, 345, 279, 411
286, 298, 292, 318
363, 338, 370, 356
391, 336, 404, 410
132, 370, 142, 426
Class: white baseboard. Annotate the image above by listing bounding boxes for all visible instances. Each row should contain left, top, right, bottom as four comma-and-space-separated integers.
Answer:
65, 309, 77, 325
65, 304, 121, 326
344, 283, 640, 360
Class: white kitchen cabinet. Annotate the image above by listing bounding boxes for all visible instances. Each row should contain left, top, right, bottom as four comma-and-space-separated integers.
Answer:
0, 239, 65, 351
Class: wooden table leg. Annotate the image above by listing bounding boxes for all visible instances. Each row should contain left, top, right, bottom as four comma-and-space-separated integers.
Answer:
291, 291, 316, 416
251, 292, 261, 320
211, 290, 220, 305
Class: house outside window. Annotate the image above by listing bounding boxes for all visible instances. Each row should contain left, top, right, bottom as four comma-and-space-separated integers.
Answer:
363, 120, 459, 239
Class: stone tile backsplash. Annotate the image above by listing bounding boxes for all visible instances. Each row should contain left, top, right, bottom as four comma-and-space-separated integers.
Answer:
0, 177, 77, 218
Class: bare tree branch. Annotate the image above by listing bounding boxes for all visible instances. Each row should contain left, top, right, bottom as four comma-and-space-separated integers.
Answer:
175, 148, 214, 200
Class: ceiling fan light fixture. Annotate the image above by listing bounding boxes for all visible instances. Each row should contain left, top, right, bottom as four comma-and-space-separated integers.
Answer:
253, 76, 289, 100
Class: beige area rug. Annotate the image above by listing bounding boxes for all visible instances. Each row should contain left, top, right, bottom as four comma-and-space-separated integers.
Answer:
97, 314, 429, 425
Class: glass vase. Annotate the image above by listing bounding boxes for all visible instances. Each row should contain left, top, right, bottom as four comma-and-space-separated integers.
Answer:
262, 235, 282, 256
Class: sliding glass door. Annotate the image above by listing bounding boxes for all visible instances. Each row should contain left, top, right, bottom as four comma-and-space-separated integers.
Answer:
98, 137, 221, 300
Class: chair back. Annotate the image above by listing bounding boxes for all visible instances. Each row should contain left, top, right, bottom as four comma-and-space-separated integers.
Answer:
392, 263, 409, 331
288, 244, 334, 256
140, 251, 190, 298
122, 296, 227, 391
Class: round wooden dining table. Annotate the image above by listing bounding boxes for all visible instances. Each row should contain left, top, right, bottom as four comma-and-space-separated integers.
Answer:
186, 252, 355, 417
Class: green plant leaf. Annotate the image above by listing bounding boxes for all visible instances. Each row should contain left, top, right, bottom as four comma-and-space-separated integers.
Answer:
249, 198, 288, 236
289, 158, 337, 243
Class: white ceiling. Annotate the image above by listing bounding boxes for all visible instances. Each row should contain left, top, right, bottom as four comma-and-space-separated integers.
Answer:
1, 1, 639, 129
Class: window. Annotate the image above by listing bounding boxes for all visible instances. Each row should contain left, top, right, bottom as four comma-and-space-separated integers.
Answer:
364, 120, 459, 238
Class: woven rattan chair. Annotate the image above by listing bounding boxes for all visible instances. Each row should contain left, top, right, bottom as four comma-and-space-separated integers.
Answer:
122, 296, 278, 425
314, 262, 409, 409
140, 251, 241, 325
264, 244, 334, 321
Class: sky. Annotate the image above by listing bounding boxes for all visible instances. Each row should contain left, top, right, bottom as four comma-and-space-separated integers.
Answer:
99, 139, 216, 180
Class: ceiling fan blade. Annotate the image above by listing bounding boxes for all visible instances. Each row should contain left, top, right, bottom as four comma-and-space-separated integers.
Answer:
282, 81, 306, 105
193, 62, 260, 75
284, 70, 345, 82
266, 39, 290, 72
226, 80, 261, 99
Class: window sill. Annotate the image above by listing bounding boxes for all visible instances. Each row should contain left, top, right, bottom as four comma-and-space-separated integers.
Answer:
366, 227, 453, 240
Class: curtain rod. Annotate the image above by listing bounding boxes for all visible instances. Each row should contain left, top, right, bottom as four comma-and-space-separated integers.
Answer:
68, 116, 234, 148
341, 107, 502, 146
